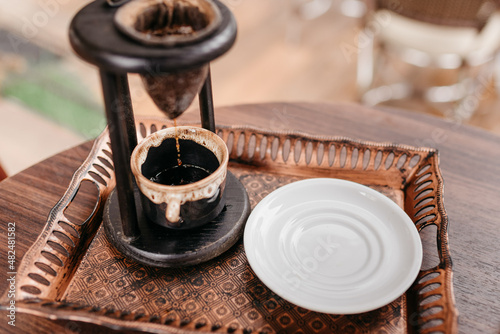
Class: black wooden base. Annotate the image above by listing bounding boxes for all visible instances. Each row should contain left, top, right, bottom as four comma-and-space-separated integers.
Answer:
103, 172, 250, 267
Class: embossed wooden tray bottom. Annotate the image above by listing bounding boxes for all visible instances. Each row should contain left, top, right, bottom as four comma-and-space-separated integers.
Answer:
4, 118, 458, 333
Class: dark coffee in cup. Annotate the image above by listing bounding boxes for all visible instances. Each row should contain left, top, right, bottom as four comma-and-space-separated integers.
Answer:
142, 138, 219, 186
131, 127, 228, 230
151, 164, 211, 186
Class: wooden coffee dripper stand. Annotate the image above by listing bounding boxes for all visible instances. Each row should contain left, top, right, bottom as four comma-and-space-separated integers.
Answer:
69, 0, 250, 267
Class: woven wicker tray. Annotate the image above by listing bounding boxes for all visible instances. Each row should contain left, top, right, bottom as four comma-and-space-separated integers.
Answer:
4, 117, 458, 333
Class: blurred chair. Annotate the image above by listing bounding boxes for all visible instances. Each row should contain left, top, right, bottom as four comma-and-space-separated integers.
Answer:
340, 0, 367, 18
357, 0, 500, 120
292, 0, 333, 20
286, 0, 333, 43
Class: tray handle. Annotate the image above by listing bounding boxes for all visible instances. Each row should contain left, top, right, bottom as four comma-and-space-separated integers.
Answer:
9, 131, 115, 302
405, 152, 459, 334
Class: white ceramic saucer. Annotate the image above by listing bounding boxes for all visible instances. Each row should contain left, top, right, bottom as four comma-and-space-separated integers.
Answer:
244, 178, 422, 314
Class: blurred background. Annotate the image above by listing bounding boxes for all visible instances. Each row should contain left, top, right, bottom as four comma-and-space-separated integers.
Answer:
1, 0, 499, 176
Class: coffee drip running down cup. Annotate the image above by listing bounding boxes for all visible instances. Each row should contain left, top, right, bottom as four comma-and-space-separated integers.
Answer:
131, 126, 229, 229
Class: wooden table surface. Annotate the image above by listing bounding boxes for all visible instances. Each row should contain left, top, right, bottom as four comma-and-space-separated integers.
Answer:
1, 102, 499, 333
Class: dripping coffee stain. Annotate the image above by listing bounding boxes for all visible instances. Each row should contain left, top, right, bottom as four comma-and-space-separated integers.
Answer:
174, 119, 182, 166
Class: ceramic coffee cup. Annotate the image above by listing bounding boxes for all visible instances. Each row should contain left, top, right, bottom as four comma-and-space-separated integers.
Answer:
131, 126, 228, 229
